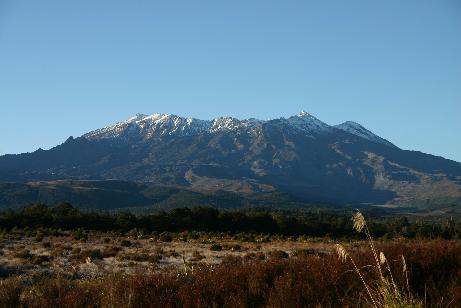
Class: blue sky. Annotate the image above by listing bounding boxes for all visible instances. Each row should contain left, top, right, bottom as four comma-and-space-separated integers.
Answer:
1, 0, 460, 162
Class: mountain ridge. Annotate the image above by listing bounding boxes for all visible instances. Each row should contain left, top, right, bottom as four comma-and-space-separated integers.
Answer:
1, 112, 460, 208
83, 111, 395, 148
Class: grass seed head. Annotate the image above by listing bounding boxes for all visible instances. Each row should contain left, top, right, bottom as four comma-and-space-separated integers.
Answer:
353, 211, 366, 233
335, 244, 348, 263
379, 251, 386, 265
401, 255, 407, 273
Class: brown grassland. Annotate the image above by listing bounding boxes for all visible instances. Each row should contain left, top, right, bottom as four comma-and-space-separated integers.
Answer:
1, 228, 461, 307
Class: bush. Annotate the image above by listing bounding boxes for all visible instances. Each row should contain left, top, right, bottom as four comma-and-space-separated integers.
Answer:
30, 255, 51, 265
291, 248, 317, 257
230, 244, 242, 251
79, 249, 103, 261
267, 250, 289, 259
35, 231, 44, 242
13, 250, 32, 260
120, 239, 132, 247
73, 228, 88, 242
164, 250, 179, 258
159, 232, 173, 242
210, 244, 222, 251
102, 246, 121, 258
190, 250, 205, 262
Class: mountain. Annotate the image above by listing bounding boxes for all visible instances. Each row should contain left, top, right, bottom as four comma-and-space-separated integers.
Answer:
1, 112, 460, 208
334, 121, 395, 148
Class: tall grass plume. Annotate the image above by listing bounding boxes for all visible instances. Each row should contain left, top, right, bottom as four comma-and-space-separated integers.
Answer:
336, 210, 423, 307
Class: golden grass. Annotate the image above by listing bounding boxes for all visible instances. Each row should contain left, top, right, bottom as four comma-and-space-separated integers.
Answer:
336, 210, 423, 307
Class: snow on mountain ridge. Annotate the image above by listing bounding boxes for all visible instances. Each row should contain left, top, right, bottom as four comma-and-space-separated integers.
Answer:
83, 112, 394, 148
285, 111, 331, 133
334, 121, 396, 147
84, 113, 266, 140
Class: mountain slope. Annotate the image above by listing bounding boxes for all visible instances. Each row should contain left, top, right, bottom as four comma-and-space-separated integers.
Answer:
0, 180, 297, 210
1, 112, 460, 207
334, 121, 396, 148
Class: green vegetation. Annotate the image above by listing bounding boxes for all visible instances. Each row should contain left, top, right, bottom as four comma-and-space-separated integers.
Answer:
0, 181, 331, 211
0, 203, 460, 239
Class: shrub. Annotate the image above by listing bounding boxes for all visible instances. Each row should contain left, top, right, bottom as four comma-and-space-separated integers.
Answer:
291, 248, 317, 257
79, 249, 103, 261
268, 250, 289, 259
88, 250, 103, 260
164, 250, 180, 258
120, 239, 132, 247
35, 231, 44, 242
210, 244, 222, 251
159, 232, 173, 242
30, 255, 51, 265
73, 228, 88, 242
190, 250, 205, 262
102, 246, 121, 258
13, 250, 32, 260
243, 252, 265, 261
230, 244, 242, 251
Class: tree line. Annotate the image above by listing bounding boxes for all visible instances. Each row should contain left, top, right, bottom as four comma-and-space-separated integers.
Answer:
0, 203, 459, 239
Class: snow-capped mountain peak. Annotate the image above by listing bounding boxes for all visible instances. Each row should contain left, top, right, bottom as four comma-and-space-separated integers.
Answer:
83, 112, 394, 148
126, 113, 148, 123
297, 110, 311, 117
284, 111, 331, 133
210, 117, 242, 132
334, 121, 395, 147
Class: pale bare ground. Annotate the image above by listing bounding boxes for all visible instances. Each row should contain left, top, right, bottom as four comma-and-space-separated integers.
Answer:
0, 232, 335, 279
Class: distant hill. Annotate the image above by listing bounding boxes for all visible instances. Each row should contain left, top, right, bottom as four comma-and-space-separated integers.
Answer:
0, 180, 325, 211
1, 112, 460, 208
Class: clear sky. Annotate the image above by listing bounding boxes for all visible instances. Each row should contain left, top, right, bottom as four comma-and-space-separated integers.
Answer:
1, 0, 460, 162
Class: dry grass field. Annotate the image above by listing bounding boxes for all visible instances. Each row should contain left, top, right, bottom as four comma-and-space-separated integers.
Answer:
0, 231, 333, 278
1, 206, 461, 307
1, 230, 461, 307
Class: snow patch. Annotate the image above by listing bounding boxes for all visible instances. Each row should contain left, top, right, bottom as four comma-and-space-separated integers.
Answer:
335, 121, 395, 147
84, 112, 392, 148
